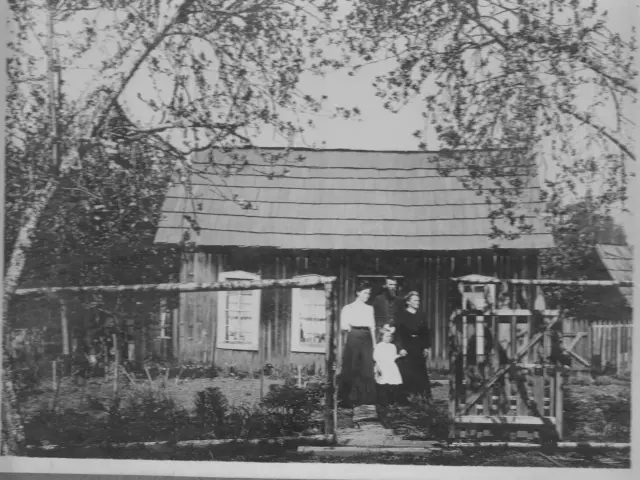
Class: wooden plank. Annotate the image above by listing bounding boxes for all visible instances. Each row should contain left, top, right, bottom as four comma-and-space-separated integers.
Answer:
451, 279, 634, 287
533, 371, 544, 417
566, 331, 587, 352
515, 374, 527, 416
331, 280, 339, 436
60, 298, 70, 356
489, 314, 497, 415
555, 367, 564, 440
281, 257, 289, 366
567, 349, 590, 367
492, 309, 559, 317
15, 275, 338, 296
112, 334, 119, 400
510, 315, 517, 359
324, 282, 336, 436
616, 326, 622, 373
449, 312, 458, 417
461, 316, 558, 415
435, 257, 441, 361
455, 415, 556, 426
273, 256, 281, 361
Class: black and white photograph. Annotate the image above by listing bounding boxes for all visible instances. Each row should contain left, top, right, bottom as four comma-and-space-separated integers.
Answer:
1, 0, 637, 475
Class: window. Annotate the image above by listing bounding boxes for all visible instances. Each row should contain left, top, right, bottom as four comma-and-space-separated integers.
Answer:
158, 300, 171, 340
291, 276, 327, 353
462, 284, 496, 311
217, 271, 261, 351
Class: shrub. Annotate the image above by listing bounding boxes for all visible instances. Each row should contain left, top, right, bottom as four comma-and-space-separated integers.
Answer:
108, 388, 192, 443
407, 395, 453, 440
192, 383, 324, 439
24, 408, 104, 446
593, 393, 631, 440
563, 383, 631, 442
194, 387, 229, 435
380, 395, 453, 441
261, 384, 323, 434
12, 364, 42, 401
215, 405, 283, 439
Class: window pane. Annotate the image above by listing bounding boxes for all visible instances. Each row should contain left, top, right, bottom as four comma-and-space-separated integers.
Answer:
224, 287, 257, 344
297, 289, 326, 347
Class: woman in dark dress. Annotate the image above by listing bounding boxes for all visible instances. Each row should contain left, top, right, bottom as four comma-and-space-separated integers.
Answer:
394, 291, 432, 401
339, 281, 377, 408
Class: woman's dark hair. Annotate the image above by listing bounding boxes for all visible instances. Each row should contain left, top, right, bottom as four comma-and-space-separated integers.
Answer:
404, 290, 420, 306
355, 280, 372, 294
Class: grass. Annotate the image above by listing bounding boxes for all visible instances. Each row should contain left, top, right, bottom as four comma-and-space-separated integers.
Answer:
22, 379, 325, 448
563, 376, 631, 442
17, 369, 632, 466
28, 443, 630, 468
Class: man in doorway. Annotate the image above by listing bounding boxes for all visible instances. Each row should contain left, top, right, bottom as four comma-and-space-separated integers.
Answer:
371, 276, 403, 336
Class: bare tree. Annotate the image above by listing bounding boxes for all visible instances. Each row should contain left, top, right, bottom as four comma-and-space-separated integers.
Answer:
3, 0, 337, 453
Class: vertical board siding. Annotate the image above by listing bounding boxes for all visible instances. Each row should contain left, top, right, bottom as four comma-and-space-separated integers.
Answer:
178, 252, 217, 363
176, 248, 543, 372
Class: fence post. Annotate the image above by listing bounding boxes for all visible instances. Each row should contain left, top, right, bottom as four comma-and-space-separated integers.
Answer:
60, 298, 69, 356
112, 334, 119, 402
324, 281, 336, 437
616, 326, 622, 374
555, 365, 564, 440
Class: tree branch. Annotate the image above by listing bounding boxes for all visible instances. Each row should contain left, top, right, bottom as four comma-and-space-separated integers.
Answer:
562, 107, 636, 161
91, 0, 197, 137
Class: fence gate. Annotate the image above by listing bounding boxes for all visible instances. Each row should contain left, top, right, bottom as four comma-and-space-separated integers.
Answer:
448, 277, 565, 442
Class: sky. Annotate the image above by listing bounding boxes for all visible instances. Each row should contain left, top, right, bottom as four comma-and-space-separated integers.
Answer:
10, 0, 639, 241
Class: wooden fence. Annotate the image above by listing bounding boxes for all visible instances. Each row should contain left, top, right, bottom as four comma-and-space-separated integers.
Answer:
591, 324, 633, 374
561, 320, 633, 374
449, 308, 564, 441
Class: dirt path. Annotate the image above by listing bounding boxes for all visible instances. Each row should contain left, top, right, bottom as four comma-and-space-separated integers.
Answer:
337, 404, 439, 449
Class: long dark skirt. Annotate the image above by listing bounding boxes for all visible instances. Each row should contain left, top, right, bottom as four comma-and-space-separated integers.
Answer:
339, 328, 376, 407
397, 343, 431, 400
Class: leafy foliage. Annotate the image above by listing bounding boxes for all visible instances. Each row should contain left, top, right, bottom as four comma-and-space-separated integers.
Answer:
194, 387, 229, 433
563, 377, 630, 442
539, 197, 629, 322
379, 395, 453, 441
23, 382, 325, 447
261, 383, 324, 433
331, 0, 636, 233
108, 388, 193, 443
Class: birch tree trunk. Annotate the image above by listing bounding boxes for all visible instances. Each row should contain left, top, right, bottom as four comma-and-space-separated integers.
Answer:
1, 178, 59, 455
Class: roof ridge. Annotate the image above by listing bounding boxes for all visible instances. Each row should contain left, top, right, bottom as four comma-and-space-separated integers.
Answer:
158, 225, 551, 238
206, 146, 525, 154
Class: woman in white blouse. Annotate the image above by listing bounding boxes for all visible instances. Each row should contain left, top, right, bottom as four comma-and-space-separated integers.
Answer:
338, 281, 377, 408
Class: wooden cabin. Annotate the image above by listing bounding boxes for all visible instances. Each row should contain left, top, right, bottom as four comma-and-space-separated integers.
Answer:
154, 148, 554, 373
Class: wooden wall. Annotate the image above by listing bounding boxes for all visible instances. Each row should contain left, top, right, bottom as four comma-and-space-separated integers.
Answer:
176, 247, 541, 372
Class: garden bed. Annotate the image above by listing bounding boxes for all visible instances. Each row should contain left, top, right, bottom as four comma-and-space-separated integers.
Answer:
20, 375, 325, 449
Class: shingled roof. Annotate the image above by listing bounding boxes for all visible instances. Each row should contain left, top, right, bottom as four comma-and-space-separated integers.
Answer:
154, 149, 554, 251
595, 244, 633, 307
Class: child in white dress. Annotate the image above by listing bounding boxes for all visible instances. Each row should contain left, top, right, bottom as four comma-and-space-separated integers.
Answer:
373, 327, 405, 406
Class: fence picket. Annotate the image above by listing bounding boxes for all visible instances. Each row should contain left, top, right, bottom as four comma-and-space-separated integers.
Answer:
589, 324, 633, 374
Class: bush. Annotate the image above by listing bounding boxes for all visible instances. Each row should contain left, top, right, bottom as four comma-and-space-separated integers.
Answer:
24, 409, 102, 446
12, 364, 42, 401
380, 395, 453, 441
261, 384, 324, 434
219, 405, 284, 439
194, 387, 228, 435
192, 383, 324, 440
563, 382, 631, 442
108, 388, 193, 443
